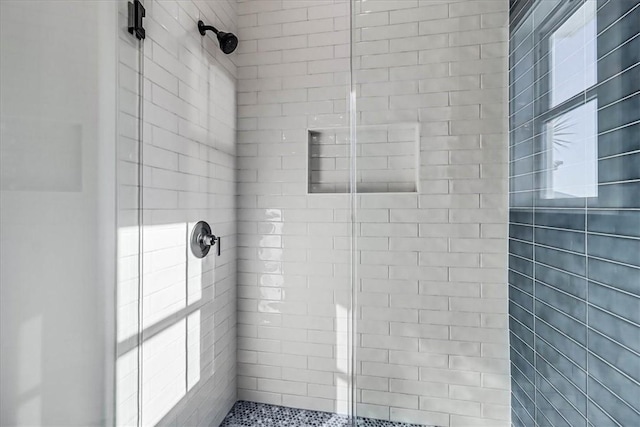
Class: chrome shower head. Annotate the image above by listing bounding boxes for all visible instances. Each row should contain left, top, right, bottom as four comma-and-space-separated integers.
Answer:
198, 20, 238, 54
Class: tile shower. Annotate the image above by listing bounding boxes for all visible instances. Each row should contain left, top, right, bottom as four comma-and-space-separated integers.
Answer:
236, 0, 510, 425
0, 1, 637, 427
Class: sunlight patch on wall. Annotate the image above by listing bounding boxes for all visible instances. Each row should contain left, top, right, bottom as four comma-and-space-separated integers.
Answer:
141, 320, 186, 426
188, 310, 201, 391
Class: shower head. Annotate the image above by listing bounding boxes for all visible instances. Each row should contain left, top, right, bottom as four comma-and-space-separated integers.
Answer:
198, 20, 238, 54
217, 31, 239, 54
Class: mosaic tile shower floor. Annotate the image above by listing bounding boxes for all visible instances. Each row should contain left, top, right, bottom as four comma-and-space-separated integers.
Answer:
218, 401, 430, 427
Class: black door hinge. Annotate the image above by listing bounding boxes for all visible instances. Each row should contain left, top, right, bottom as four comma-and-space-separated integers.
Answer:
128, 0, 146, 40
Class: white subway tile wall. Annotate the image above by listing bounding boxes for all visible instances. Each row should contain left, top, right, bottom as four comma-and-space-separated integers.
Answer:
116, 0, 238, 425
236, 0, 353, 415
237, 0, 510, 426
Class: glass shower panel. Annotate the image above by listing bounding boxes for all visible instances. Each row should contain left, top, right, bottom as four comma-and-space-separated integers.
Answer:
115, 0, 144, 425
351, 0, 511, 425
350, 0, 430, 423
0, 1, 121, 425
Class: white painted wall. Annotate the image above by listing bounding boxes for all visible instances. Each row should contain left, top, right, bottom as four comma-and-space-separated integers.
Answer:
0, 1, 118, 425
236, 1, 510, 426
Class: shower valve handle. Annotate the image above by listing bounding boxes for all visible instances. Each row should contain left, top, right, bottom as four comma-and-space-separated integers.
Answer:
201, 233, 221, 256
190, 221, 221, 258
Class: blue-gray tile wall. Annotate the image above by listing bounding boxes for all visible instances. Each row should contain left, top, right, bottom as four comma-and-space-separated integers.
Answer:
509, 1, 640, 426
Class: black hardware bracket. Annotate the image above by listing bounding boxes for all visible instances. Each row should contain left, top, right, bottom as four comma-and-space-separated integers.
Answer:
128, 0, 146, 40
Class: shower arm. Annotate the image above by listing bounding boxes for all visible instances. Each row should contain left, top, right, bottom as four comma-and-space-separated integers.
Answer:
198, 21, 219, 36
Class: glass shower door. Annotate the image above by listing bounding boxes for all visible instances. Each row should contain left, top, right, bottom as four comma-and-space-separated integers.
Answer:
115, 0, 144, 425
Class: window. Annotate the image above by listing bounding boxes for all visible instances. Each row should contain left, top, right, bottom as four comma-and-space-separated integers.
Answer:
536, 0, 598, 199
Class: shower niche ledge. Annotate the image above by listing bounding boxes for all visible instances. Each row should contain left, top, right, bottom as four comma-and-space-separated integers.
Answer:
307, 123, 420, 194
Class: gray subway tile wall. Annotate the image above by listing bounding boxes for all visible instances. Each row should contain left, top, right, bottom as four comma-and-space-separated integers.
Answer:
509, 0, 640, 426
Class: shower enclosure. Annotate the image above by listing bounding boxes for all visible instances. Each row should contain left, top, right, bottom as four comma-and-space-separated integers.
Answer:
1, 0, 638, 426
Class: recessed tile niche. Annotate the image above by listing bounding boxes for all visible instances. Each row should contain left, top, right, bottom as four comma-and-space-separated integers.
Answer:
308, 123, 419, 194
